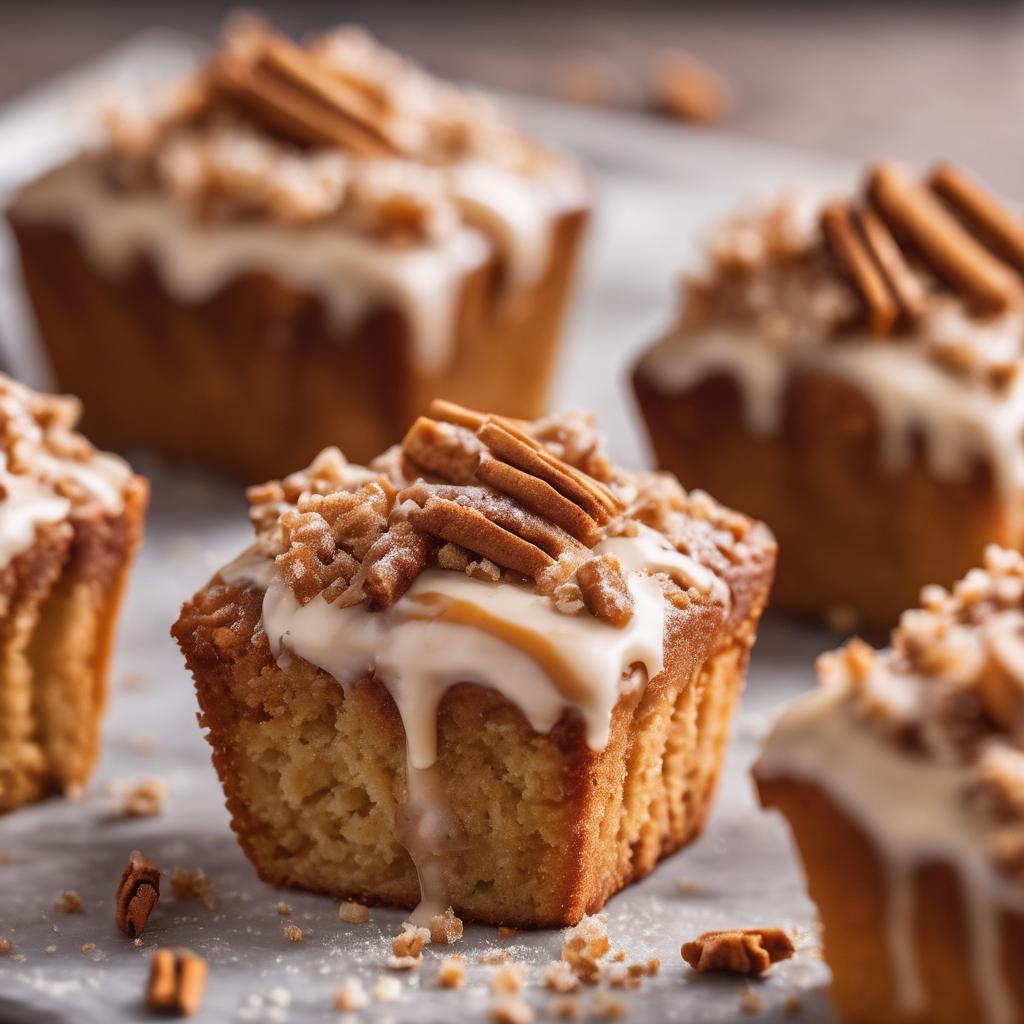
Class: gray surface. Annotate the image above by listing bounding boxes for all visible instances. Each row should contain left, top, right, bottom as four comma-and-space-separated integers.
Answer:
0, 33, 848, 1023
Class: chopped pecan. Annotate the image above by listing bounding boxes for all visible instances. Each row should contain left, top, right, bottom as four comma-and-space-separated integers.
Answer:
116, 850, 161, 939
401, 416, 482, 484
146, 948, 207, 1016
854, 206, 926, 323
868, 163, 1021, 314
361, 524, 431, 609
428, 398, 490, 430
575, 555, 634, 626
681, 928, 794, 976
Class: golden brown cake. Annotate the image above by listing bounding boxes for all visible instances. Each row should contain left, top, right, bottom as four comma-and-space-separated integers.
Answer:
0, 375, 147, 813
633, 161, 1024, 632
8, 20, 590, 481
755, 547, 1024, 1024
172, 400, 775, 926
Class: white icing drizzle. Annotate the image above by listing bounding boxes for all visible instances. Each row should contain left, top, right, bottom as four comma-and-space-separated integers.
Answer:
0, 464, 71, 568
757, 686, 1024, 1024
640, 325, 1024, 506
226, 531, 724, 920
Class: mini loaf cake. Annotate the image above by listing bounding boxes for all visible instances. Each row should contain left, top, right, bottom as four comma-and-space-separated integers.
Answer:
8, 20, 590, 480
172, 400, 775, 926
633, 162, 1024, 631
756, 547, 1024, 1024
0, 375, 147, 813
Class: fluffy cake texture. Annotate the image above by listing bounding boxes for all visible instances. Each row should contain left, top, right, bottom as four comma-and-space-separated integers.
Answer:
173, 401, 775, 926
0, 375, 147, 813
756, 546, 1024, 1024
633, 162, 1024, 631
9, 20, 590, 480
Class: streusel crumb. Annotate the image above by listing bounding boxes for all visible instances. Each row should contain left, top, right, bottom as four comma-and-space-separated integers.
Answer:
430, 906, 464, 944
438, 954, 467, 989
283, 923, 303, 943
544, 960, 581, 993
561, 913, 610, 982
392, 922, 430, 959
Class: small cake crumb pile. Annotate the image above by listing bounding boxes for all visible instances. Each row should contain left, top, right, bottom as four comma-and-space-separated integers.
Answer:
561, 914, 610, 982
544, 960, 581, 993
169, 867, 218, 910
429, 906, 464, 944
339, 900, 370, 924
54, 890, 84, 914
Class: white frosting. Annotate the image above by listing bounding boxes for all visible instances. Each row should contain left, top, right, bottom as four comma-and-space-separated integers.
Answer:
0, 467, 71, 568
757, 686, 1024, 1024
13, 158, 585, 375
640, 325, 1024, 507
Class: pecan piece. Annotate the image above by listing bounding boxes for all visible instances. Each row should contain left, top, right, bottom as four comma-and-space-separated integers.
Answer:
401, 416, 481, 484
362, 526, 432, 609
407, 496, 553, 578
428, 399, 490, 430
116, 850, 160, 939
146, 948, 207, 1016
681, 928, 794, 976
576, 555, 634, 626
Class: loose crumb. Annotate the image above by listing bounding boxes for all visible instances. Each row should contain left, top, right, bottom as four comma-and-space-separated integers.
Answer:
392, 923, 430, 959
783, 994, 804, 1016
81, 943, 95, 956
548, 995, 585, 1020
276, 901, 291, 916
11, 954, 26, 963
133, 937, 143, 949
429, 907, 463, 945
438, 954, 467, 989
488, 995, 534, 1024
119, 778, 166, 817
561, 914, 610, 982
498, 926, 517, 939
490, 962, 524, 995
334, 978, 369, 1011
675, 879, 698, 895
282, 923, 303, 943
45, 944, 56, 954
544, 960, 581, 993
371, 976, 403, 1002
611, 948, 626, 963
650, 52, 731, 125
595, 989, 630, 1019
339, 900, 370, 924
740, 987, 764, 1015
170, 867, 218, 910
54, 890, 84, 914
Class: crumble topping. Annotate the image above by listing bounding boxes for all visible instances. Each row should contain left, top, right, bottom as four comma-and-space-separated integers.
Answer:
681, 163, 1024, 391
95, 18, 568, 241
241, 400, 753, 625
820, 544, 1024, 882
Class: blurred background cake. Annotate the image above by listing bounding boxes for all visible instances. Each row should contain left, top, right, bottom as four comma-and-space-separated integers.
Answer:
173, 401, 775, 925
634, 162, 1024, 632
0, 375, 146, 813
756, 547, 1024, 1023
7, 19, 591, 481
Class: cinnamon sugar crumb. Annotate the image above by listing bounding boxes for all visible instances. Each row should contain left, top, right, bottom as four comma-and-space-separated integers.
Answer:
548, 995, 585, 1019
54, 890, 84, 914
170, 867, 218, 909
119, 778, 166, 817
283, 923, 303, 943
438, 954, 467, 989
488, 995, 534, 1024
333, 978, 369, 1011
544, 960, 581, 993
392, 922, 430, 959
339, 900, 370, 924
429, 906, 463, 944
490, 962, 524, 995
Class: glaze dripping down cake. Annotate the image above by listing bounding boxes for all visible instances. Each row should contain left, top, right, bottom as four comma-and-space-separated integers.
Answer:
0, 374, 147, 813
634, 161, 1024, 631
756, 547, 1024, 1024
8, 20, 590, 480
172, 401, 775, 926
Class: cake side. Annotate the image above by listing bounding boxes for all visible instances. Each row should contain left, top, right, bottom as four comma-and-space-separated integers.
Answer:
755, 546, 1024, 1023
0, 376, 147, 812
173, 402, 775, 925
634, 163, 1024, 630
8, 20, 591, 477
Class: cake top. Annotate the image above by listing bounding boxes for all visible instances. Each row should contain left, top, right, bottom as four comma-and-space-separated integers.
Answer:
242, 399, 758, 627
683, 162, 1024, 392
94, 18, 582, 240
806, 545, 1024, 886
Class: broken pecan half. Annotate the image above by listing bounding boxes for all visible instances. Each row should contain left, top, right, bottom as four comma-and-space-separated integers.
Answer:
116, 850, 161, 939
576, 554, 634, 626
681, 928, 794, 976
146, 948, 207, 1016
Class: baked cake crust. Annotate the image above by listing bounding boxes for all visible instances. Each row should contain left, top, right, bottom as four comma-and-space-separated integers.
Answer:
756, 546, 1024, 1023
0, 376, 147, 813
173, 401, 774, 926
634, 162, 1024, 632
9, 21, 591, 479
